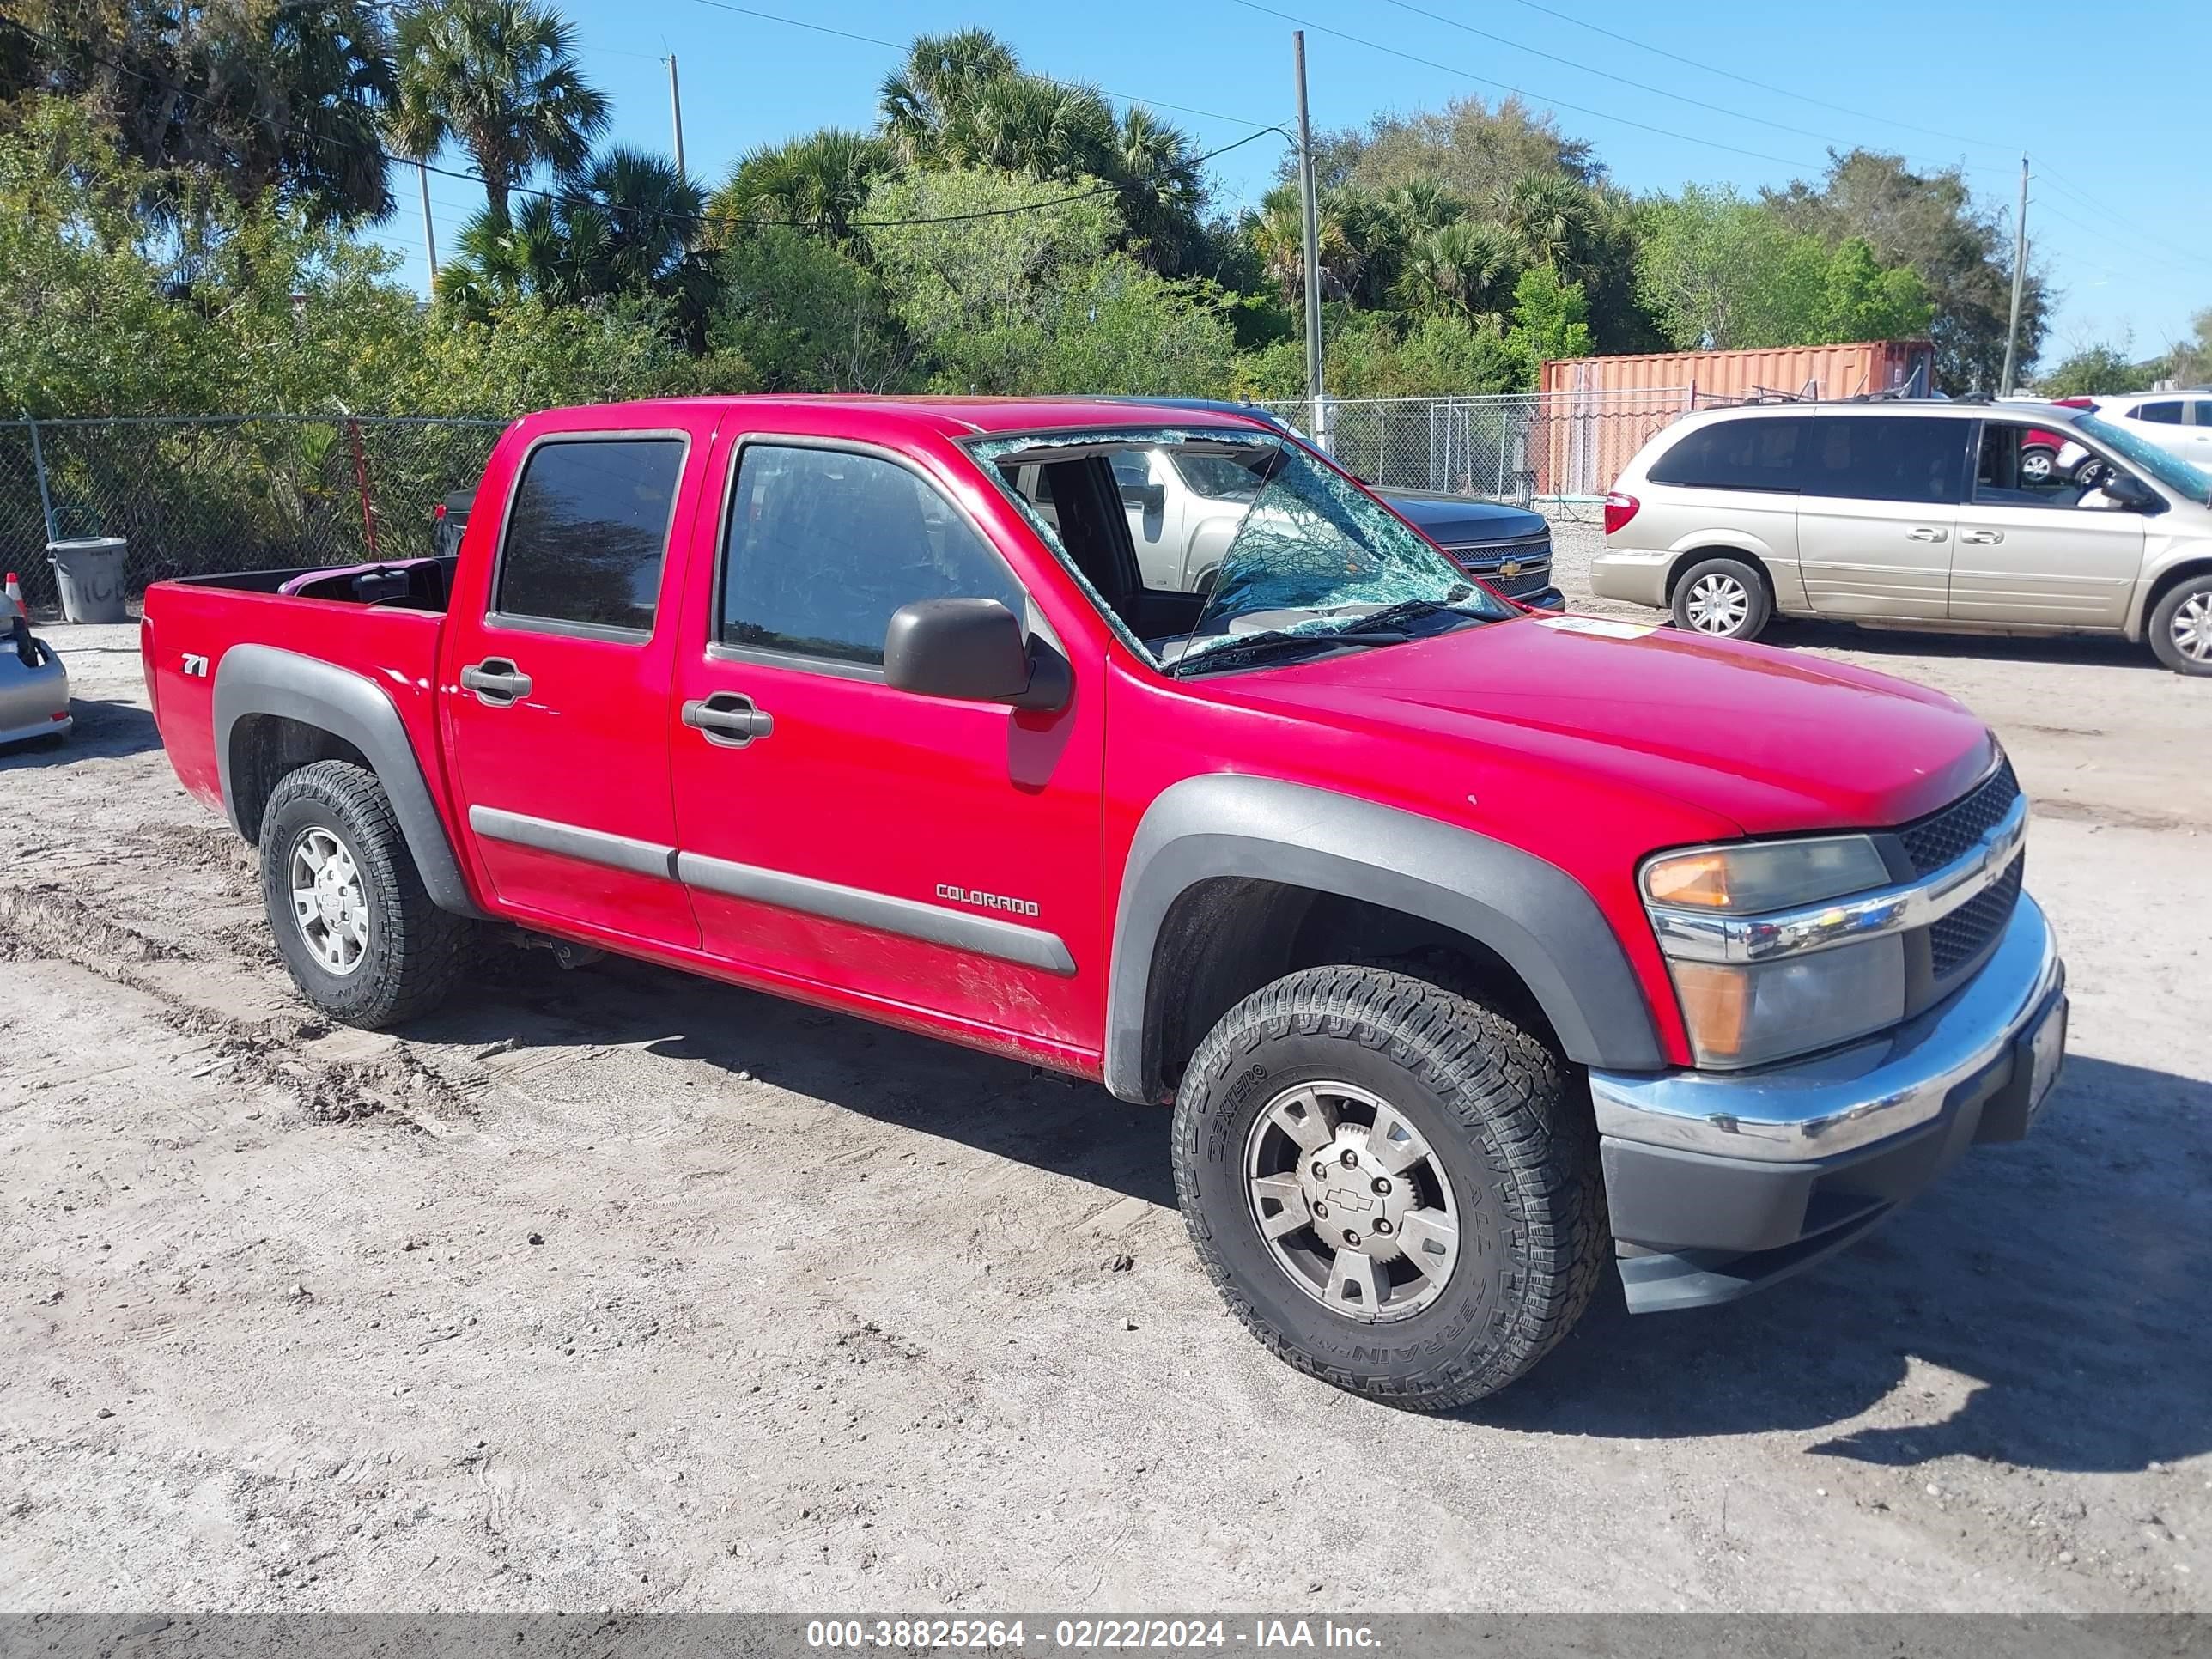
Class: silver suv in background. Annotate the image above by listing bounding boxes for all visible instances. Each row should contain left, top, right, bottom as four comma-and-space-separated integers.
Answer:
1593, 399, 2212, 675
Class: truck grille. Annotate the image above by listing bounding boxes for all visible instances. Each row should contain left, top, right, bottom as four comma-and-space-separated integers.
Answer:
1929, 854, 2024, 981
1443, 532, 1552, 599
1899, 757, 2020, 877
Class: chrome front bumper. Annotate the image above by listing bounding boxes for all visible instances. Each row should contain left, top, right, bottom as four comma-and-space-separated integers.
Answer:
1592, 892, 2062, 1163
1590, 895, 2066, 1311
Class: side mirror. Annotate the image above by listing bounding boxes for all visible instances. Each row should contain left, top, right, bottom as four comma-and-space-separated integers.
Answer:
1119, 480, 1166, 515
2099, 470, 2162, 513
883, 598, 1071, 712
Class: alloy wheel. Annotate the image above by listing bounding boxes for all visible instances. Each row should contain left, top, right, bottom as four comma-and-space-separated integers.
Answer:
289, 826, 369, 977
2172, 592, 2212, 664
1243, 1079, 1461, 1323
1684, 572, 1751, 635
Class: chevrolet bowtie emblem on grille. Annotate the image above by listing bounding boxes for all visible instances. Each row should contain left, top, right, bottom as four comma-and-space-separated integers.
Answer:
1498, 560, 1522, 580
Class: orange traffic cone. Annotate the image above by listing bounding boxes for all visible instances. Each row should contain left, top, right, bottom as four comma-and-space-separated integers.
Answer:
3, 572, 23, 619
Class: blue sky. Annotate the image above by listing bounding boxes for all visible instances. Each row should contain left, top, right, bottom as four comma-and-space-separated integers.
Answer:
359, 0, 2212, 367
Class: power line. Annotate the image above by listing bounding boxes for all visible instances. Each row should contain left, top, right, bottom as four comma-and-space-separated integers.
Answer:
2037, 167, 2212, 266
1492, 0, 2020, 159
1222, 0, 1825, 171
2031, 198, 2203, 283
1, 14, 1285, 242
684, 0, 1280, 135
1372, 0, 1872, 152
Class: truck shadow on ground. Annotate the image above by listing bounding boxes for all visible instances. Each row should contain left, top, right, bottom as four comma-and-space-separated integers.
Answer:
1475, 1052, 2211, 1474
424, 960, 2205, 1475
0, 697, 161, 767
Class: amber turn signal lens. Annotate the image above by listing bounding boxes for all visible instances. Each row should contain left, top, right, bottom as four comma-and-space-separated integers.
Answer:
1670, 961, 1751, 1061
1644, 851, 1731, 908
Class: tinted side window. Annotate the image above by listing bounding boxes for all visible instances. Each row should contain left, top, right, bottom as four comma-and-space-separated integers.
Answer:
498, 438, 684, 634
1800, 416, 1962, 503
2135, 402, 2185, 424
2191, 401, 2212, 428
1647, 416, 1811, 490
721, 446, 1025, 667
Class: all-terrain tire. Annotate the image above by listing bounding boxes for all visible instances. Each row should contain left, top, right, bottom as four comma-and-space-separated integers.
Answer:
1170, 965, 1607, 1412
259, 760, 472, 1028
1669, 554, 1773, 641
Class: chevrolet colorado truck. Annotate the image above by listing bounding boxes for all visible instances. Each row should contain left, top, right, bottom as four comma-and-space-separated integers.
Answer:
143, 397, 2068, 1409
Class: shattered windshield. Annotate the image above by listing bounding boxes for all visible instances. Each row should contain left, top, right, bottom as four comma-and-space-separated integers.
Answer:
973, 426, 1510, 674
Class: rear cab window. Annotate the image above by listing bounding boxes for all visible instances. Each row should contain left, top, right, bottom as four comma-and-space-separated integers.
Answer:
495, 435, 687, 637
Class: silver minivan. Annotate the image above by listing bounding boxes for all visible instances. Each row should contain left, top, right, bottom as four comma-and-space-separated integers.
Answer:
1593, 400, 2212, 675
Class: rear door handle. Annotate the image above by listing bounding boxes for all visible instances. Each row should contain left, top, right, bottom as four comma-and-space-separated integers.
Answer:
459, 658, 532, 705
1905, 526, 1949, 543
1960, 529, 2005, 545
682, 691, 774, 748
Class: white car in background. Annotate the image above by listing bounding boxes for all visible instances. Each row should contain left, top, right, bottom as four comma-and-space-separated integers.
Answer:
2051, 391, 2212, 477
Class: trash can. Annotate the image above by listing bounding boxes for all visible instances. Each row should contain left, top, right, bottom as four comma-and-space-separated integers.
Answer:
46, 538, 129, 624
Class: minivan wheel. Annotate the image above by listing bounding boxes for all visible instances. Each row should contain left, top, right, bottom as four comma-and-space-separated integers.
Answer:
1170, 965, 1606, 1411
1670, 556, 1772, 641
2148, 574, 2212, 675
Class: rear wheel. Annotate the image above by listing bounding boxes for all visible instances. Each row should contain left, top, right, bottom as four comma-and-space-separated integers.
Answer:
2148, 574, 2212, 675
2019, 446, 2057, 484
1170, 965, 1606, 1411
259, 760, 472, 1028
1670, 556, 1772, 641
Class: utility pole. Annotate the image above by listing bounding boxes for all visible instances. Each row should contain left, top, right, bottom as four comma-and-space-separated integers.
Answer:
1292, 30, 1327, 449
667, 54, 688, 180
416, 160, 439, 285
2000, 153, 2028, 395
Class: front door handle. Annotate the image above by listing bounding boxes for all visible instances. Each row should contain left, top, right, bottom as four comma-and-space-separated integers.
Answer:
682, 691, 774, 748
1905, 526, 1950, 543
1960, 529, 2005, 545
459, 658, 532, 705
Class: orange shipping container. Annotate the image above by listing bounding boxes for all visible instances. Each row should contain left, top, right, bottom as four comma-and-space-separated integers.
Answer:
1534, 341, 1936, 495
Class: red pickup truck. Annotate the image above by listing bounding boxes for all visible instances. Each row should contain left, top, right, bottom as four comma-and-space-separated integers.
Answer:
143, 396, 2067, 1409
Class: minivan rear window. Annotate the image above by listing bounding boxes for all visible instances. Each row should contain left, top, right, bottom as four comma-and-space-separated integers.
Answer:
1647, 416, 1810, 491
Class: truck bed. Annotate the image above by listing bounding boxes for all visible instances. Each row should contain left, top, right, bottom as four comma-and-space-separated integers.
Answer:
143, 559, 459, 832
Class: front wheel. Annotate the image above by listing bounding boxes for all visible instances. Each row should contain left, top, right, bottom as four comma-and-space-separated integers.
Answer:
2148, 574, 2212, 675
1670, 556, 1772, 641
259, 760, 473, 1028
1170, 966, 1606, 1411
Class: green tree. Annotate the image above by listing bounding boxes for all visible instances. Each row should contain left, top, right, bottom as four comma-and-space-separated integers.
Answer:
8, 0, 399, 225
1396, 220, 1522, 326
1506, 264, 1592, 364
877, 27, 1019, 167
1764, 149, 2043, 392
1307, 94, 1599, 198
1820, 235, 1933, 345
708, 126, 894, 244
386, 0, 607, 224
2033, 342, 2160, 398
709, 227, 909, 392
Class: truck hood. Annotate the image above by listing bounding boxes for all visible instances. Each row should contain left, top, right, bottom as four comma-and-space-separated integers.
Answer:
1212, 613, 1996, 836
1380, 489, 1548, 545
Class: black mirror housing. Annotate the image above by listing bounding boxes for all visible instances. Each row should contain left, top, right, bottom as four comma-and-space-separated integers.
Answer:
883, 598, 1070, 711
2100, 471, 2163, 513
1120, 481, 1165, 514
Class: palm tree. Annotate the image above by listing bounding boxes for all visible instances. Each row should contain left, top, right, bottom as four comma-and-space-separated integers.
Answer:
440, 145, 700, 317
1109, 106, 1204, 275
1397, 221, 1522, 325
878, 28, 1019, 167
1495, 170, 1596, 276
708, 128, 896, 244
951, 74, 1115, 178
386, 0, 608, 225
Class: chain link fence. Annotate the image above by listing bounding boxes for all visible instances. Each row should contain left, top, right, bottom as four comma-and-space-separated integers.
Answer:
1, 415, 510, 616
1255, 388, 1698, 504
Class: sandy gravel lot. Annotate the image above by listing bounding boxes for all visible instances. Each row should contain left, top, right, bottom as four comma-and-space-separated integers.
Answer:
3, 552, 2207, 1614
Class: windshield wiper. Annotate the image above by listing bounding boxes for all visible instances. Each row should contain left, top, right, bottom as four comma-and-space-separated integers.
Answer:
1169, 628, 1409, 678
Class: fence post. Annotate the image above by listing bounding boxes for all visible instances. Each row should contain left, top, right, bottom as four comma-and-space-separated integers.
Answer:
26, 416, 58, 548
346, 419, 380, 558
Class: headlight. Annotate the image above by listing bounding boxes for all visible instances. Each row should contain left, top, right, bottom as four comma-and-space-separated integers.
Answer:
1643, 835, 1902, 1070
1643, 835, 1888, 913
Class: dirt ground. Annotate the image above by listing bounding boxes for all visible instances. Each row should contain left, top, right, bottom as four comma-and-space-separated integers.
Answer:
3, 541, 2208, 1614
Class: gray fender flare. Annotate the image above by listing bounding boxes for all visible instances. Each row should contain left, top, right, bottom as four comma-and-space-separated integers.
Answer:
212, 643, 483, 918
1103, 775, 1663, 1102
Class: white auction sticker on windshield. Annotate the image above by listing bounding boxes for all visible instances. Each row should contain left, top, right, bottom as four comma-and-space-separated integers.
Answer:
1531, 614, 1658, 640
